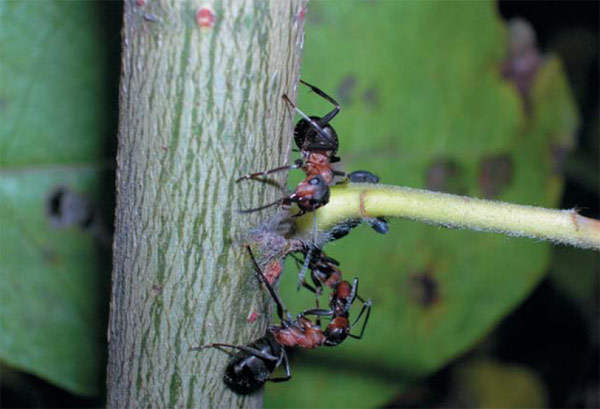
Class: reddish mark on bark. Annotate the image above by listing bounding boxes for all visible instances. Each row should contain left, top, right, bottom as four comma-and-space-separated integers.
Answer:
262, 259, 282, 285
196, 6, 216, 28
247, 311, 258, 323
297, 6, 307, 21
136, 0, 145, 6
161, 145, 168, 152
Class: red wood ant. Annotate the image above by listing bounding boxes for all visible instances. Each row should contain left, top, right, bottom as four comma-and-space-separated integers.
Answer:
244, 246, 371, 350
237, 80, 347, 216
192, 246, 371, 394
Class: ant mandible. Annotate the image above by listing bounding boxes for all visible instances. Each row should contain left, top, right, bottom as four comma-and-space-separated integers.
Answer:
237, 80, 347, 216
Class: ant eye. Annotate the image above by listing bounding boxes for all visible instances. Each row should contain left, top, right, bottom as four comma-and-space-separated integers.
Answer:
309, 177, 321, 186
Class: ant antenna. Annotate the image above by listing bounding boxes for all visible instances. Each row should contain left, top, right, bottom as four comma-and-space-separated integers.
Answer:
238, 198, 283, 214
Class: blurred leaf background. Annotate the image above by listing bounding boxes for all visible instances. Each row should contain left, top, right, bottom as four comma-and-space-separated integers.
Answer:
1, 1, 598, 408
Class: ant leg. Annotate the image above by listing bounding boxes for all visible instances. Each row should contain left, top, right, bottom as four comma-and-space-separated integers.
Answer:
333, 170, 349, 183
268, 350, 291, 383
236, 159, 304, 183
349, 299, 372, 340
341, 278, 360, 315
297, 308, 333, 327
245, 246, 291, 322
299, 80, 340, 124
190, 343, 280, 362
296, 246, 312, 291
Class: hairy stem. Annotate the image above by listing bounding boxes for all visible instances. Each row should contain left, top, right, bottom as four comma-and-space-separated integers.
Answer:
295, 183, 600, 251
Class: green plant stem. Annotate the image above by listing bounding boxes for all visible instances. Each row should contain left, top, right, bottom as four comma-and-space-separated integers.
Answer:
295, 183, 600, 251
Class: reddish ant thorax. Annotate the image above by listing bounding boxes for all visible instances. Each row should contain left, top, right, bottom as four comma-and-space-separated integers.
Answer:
270, 318, 326, 349
302, 151, 335, 185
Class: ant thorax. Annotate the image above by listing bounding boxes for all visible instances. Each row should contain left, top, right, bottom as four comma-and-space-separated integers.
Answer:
302, 151, 335, 184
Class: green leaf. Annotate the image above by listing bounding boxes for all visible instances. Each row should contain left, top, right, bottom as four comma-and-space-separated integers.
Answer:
0, 0, 113, 396
265, 1, 577, 407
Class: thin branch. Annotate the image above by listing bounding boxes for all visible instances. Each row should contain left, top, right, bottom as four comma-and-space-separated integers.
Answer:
294, 183, 600, 251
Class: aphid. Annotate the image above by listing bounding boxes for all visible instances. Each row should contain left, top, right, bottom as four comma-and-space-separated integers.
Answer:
327, 170, 389, 240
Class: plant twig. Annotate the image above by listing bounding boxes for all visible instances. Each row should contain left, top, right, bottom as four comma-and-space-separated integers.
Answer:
294, 183, 600, 251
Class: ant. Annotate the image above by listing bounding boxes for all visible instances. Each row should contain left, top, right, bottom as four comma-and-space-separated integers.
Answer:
237, 80, 347, 217
241, 246, 371, 350
192, 246, 372, 394
291, 246, 342, 295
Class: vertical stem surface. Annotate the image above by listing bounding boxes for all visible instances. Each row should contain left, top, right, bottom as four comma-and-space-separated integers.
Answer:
108, 1, 306, 407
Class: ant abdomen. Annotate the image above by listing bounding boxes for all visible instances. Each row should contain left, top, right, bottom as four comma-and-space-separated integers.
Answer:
222, 334, 288, 395
294, 116, 339, 156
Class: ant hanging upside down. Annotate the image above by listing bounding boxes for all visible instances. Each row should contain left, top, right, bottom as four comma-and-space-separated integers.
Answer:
237, 80, 347, 216
192, 246, 371, 394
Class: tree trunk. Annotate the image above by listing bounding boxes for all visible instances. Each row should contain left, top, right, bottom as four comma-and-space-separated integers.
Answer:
107, 1, 306, 407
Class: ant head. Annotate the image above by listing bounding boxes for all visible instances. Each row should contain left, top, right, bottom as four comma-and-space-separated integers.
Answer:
324, 317, 350, 346
294, 116, 339, 156
307, 175, 330, 206
293, 175, 331, 212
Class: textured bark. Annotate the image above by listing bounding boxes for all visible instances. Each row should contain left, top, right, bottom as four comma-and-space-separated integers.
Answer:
107, 1, 306, 407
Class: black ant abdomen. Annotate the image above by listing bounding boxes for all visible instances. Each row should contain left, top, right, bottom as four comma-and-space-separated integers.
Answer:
222, 333, 290, 394
294, 116, 339, 157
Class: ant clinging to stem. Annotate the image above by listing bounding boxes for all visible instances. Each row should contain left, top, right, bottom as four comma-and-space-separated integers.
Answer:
192, 246, 372, 394
236, 80, 350, 288
236, 80, 347, 217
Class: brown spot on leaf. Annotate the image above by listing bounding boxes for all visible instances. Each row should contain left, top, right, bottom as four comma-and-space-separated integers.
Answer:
426, 158, 466, 194
500, 18, 542, 115
336, 75, 357, 104
362, 86, 380, 108
551, 144, 570, 174
479, 154, 513, 198
409, 270, 440, 308
46, 186, 95, 229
